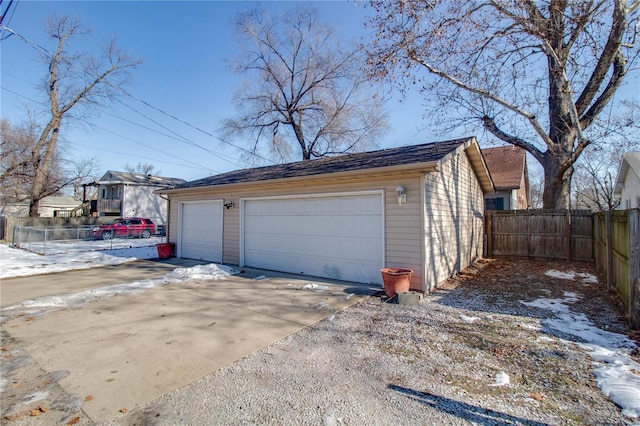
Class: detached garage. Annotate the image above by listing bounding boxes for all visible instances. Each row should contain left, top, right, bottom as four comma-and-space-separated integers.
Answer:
159, 138, 493, 292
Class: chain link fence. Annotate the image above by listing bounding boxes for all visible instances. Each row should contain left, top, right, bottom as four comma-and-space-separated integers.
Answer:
13, 225, 166, 255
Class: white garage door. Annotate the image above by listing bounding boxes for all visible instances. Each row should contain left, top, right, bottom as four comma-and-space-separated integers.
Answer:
179, 201, 223, 262
243, 193, 383, 284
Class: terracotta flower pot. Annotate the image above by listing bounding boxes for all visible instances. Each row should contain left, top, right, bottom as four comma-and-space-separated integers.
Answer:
380, 268, 413, 298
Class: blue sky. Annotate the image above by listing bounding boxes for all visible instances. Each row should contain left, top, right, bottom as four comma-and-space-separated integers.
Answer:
1, 0, 443, 182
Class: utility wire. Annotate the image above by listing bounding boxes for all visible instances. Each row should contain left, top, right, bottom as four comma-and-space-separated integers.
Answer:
116, 86, 277, 165
2, 23, 276, 167
2, 83, 228, 172
90, 125, 218, 173
1, 85, 219, 174
73, 141, 213, 172
113, 97, 245, 168
0, 0, 19, 40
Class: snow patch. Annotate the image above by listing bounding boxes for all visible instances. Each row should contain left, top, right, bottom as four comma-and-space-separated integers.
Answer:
302, 283, 329, 291
489, 372, 510, 387
521, 294, 640, 419
460, 314, 480, 323
545, 269, 599, 284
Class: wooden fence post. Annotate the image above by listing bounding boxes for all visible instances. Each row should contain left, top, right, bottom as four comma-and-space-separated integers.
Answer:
565, 210, 572, 261
594, 213, 601, 272
486, 210, 493, 258
629, 209, 640, 330
606, 210, 613, 293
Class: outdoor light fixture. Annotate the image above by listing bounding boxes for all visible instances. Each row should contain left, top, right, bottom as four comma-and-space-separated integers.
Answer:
395, 185, 406, 205
224, 201, 234, 209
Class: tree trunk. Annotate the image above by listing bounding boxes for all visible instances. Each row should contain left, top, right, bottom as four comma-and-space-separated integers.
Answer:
29, 198, 40, 218
28, 117, 61, 217
541, 154, 573, 210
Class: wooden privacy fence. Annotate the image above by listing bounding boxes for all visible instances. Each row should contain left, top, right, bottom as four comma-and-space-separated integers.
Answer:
594, 209, 640, 329
486, 209, 639, 329
485, 209, 594, 261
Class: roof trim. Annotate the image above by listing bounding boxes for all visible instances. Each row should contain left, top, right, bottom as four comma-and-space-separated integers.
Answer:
614, 152, 640, 195
160, 137, 494, 195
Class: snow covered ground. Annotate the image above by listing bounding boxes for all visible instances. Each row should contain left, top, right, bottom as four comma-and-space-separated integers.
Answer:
523, 272, 640, 419
0, 240, 163, 279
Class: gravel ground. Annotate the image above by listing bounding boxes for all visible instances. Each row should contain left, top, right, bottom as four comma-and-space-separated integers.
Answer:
3, 259, 638, 425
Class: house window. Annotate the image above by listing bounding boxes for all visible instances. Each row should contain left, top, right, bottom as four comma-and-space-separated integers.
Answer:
625, 199, 631, 209
485, 198, 504, 211
101, 188, 107, 199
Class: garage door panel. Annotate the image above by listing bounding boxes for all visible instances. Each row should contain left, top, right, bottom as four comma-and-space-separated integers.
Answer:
180, 201, 223, 262
243, 194, 383, 284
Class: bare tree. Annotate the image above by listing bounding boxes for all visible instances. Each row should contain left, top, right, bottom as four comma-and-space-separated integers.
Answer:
222, 6, 388, 163
25, 14, 141, 216
1, 117, 97, 211
528, 170, 545, 209
368, 0, 639, 209
125, 162, 160, 176
572, 147, 624, 211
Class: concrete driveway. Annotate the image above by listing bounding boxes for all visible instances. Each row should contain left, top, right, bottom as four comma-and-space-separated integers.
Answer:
0, 259, 379, 422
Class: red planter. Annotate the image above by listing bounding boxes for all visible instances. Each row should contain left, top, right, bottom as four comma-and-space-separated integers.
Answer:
156, 243, 174, 259
380, 268, 413, 298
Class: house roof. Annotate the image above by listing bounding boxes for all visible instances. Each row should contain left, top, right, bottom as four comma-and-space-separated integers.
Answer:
167, 137, 494, 193
3, 195, 81, 208
614, 151, 640, 195
97, 171, 186, 187
39, 196, 82, 208
482, 145, 527, 191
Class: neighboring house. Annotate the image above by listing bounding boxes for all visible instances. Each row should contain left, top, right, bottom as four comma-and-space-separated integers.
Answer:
84, 171, 186, 226
0, 196, 82, 218
614, 152, 640, 209
158, 138, 494, 293
482, 145, 530, 210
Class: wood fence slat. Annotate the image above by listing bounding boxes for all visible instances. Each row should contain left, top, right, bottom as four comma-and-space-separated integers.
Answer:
630, 209, 640, 329
486, 210, 593, 261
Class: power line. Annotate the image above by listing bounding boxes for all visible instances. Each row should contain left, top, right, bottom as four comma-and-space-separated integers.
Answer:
1, 23, 276, 167
73, 141, 213, 173
113, 97, 245, 168
90, 125, 218, 173
1, 85, 220, 174
116, 87, 277, 165
0, 0, 19, 40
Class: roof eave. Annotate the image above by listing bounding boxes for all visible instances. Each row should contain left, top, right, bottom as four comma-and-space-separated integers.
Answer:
464, 140, 495, 193
158, 161, 440, 194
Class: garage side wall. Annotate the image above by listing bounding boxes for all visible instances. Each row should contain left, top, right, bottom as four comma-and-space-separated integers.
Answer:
167, 174, 424, 288
423, 151, 484, 290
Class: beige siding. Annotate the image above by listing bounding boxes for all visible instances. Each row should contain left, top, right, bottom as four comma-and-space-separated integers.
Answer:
423, 149, 485, 290
167, 173, 424, 288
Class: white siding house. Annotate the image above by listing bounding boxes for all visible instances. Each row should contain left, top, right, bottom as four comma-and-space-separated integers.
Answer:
0, 196, 82, 218
614, 152, 640, 209
88, 171, 186, 226
159, 138, 494, 293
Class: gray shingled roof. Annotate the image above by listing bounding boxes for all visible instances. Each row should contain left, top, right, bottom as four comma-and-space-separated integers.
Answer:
176, 138, 473, 189
99, 171, 186, 187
